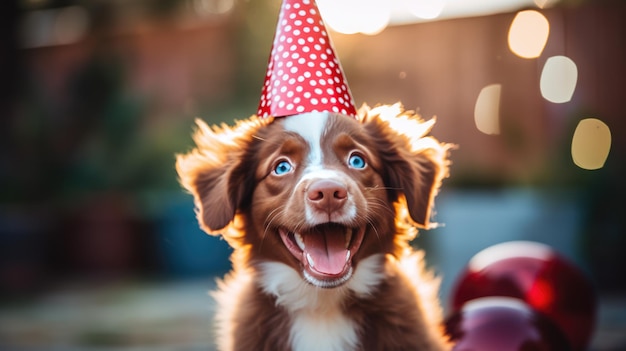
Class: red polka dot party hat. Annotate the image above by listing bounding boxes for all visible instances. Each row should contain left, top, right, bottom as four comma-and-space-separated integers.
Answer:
257, 0, 357, 118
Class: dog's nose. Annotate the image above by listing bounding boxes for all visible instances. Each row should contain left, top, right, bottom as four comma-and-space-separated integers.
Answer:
307, 179, 348, 213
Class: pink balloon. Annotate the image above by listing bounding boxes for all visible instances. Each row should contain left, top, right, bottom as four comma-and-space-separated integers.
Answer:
450, 241, 596, 351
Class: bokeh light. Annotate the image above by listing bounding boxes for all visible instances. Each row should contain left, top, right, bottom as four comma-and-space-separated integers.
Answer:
317, 0, 390, 35
571, 118, 611, 170
540, 55, 578, 103
534, 0, 559, 9
407, 0, 446, 20
508, 10, 550, 59
474, 84, 502, 135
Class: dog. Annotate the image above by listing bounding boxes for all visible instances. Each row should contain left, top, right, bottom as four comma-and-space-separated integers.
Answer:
176, 103, 452, 351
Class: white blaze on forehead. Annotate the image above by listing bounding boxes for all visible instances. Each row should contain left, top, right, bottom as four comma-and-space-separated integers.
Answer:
282, 111, 331, 169
299, 169, 343, 182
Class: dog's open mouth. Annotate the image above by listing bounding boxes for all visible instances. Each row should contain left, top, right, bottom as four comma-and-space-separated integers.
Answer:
278, 223, 365, 289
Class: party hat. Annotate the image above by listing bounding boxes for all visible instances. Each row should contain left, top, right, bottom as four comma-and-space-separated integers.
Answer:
257, 0, 357, 118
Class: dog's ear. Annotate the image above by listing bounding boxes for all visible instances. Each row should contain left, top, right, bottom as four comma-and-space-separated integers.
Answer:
362, 104, 450, 228
176, 117, 268, 234
391, 146, 446, 228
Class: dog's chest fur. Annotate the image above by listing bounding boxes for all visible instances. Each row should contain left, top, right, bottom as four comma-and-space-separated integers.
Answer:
213, 253, 447, 351
258, 255, 386, 351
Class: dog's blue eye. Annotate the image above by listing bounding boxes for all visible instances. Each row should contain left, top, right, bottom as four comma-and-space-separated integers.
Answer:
274, 160, 293, 175
348, 154, 366, 169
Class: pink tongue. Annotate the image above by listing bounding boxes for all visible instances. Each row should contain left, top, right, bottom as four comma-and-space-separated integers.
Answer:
303, 228, 348, 275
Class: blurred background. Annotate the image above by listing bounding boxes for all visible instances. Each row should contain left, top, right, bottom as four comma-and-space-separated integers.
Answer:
0, 0, 624, 349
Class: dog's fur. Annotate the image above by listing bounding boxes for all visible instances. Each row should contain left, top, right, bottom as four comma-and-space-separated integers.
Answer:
176, 104, 452, 351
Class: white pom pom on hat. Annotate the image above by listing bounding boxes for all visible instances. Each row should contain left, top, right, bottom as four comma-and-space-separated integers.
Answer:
257, 0, 357, 119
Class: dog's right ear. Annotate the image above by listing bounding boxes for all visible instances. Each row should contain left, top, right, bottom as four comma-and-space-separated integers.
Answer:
176, 117, 269, 235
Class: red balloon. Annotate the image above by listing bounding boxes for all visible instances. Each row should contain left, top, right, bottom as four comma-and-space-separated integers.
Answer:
445, 297, 571, 351
450, 241, 596, 351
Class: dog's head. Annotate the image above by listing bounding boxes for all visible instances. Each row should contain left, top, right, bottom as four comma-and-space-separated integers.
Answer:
176, 104, 450, 289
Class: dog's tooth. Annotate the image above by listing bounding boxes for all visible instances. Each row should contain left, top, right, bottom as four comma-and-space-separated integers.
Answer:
295, 233, 305, 251
306, 253, 315, 268
345, 250, 351, 262
345, 228, 353, 248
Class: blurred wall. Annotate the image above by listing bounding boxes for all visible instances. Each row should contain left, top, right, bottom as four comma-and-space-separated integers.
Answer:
334, 2, 625, 186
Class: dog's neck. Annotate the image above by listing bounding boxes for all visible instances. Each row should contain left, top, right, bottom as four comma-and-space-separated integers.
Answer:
258, 254, 386, 351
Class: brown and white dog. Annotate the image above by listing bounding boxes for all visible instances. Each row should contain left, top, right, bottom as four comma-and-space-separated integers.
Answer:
176, 103, 452, 351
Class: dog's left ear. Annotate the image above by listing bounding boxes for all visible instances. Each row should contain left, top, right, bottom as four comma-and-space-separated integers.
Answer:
362, 104, 450, 228
392, 145, 447, 228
